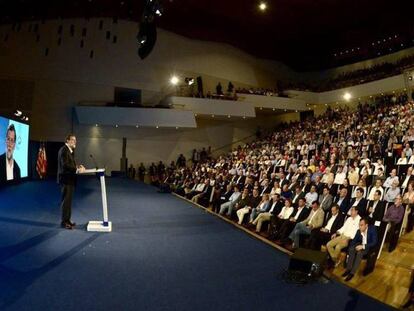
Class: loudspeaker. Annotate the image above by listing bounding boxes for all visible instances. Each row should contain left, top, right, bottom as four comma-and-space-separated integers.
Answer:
288, 248, 326, 278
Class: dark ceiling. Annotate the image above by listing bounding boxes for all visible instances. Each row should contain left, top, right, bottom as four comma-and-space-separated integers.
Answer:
0, 0, 413, 71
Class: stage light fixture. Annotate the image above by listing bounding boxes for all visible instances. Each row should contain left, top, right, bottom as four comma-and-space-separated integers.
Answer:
343, 92, 352, 101
259, 2, 267, 11
137, 0, 163, 59
170, 76, 179, 85
14, 110, 22, 116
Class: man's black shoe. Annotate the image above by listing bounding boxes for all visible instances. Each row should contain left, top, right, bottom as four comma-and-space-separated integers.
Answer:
61, 222, 73, 229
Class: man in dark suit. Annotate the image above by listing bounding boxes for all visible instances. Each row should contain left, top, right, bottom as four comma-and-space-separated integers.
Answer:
348, 187, 367, 216
335, 188, 350, 215
276, 198, 310, 242
0, 124, 21, 183
364, 190, 386, 224
307, 204, 344, 250
57, 134, 85, 229
342, 218, 378, 281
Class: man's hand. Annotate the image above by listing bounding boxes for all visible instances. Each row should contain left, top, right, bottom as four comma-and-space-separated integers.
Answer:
77, 165, 86, 173
355, 245, 364, 251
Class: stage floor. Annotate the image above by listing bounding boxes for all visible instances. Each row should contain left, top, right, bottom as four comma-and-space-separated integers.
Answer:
0, 177, 393, 310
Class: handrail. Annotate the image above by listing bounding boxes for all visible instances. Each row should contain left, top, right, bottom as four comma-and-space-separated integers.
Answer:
210, 133, 258, 155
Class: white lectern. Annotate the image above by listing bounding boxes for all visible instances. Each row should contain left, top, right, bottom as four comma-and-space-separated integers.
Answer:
78, 168, 112, 232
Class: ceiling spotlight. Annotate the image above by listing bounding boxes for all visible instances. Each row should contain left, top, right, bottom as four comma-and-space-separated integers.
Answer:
14, 110, 22, 117
95, 124, 98, 127
155, 9, 162, 16
259, 2, 267, 11
170, 76, 179, 85
343, 92, 352, 101
25, 117, 29, 121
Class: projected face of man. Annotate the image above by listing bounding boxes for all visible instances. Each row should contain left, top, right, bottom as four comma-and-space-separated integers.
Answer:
6, 127, 16, 162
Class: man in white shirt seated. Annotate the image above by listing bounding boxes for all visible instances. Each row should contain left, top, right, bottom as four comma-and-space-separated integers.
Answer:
326, 207, 361, 267
367, 179, 384, 200
402, 167, 414, 189
383, 169, 399, 188
397, 153, 408, 165
304, 185, 318, 208
342, 218, 378, 281
334, 166, 346, 185
219, 185, 241, 215
372, 159, 385, 176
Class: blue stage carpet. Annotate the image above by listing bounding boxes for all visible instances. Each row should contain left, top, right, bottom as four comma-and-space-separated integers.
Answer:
0, 177, 393, 310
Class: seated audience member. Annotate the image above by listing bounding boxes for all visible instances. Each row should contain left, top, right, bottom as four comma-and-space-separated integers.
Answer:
403, 182, 414, 233
249, 194, 271, 223
252, 193, 284, 233
364, 190, 386, 224
280, 184, 293, 200
383, 169, 399, 188
286, 201, 324, 249
334, 166, 346, 184
274, 198, 310, 242
409, 154, 414, 165
348, 166, 360, 186
223, 188, 249, 217
269, 199, 295, 238
236, 189, 260, 224
191, 179, 210, 203
326, 207, 361, 266
319, 186, 333, 212
186, 178, 207, 199
367, 179, 384, 200
342, 218, 378, 281
383, 195, 405, 252
373, 159, 385, 176
219, 185, 241, 215
308, 204, 344, 250
291, 185, 305, 207
397, 153, 408, 165
351, 180, 366, 198
401, 167, 414, 189
383, 180, 400, 203
304, 185, 318, 208
335, 188, 350, 215
349, 187, 367, 216
260, 179, 271, 196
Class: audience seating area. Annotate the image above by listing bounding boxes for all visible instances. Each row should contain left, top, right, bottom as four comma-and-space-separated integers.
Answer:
155, 95, 414, 280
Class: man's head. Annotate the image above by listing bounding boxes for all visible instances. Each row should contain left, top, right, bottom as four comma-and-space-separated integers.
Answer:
359, 218, 369, 233
253, 189, 259, 197
355, 187, 364, 199
340, 188, 348, 198
298, 198, 306, 207
310, 185, 316, 193
375, 179, 382, 187
65, 134, 77, 149
5, 124, 16, 160
331, 204, 339, 216
394, 195, 402, 206
350, 206, 359, 218
373, 190, 381, 201
311, 201, 319, 211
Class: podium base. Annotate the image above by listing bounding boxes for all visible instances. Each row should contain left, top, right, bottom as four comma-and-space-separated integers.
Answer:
87, 221, 112, 232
